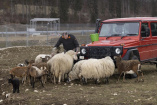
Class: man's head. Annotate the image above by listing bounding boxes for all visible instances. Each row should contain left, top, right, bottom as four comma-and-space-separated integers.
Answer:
62, 32, 69, 39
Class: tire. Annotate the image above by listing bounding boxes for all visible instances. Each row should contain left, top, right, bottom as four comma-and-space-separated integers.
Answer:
130, 55, 139, 60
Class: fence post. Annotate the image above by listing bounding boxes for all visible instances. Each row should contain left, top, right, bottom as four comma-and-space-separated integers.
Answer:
47, 23, 49, 45
5, 26, 8, 47
26, 25, 29, 46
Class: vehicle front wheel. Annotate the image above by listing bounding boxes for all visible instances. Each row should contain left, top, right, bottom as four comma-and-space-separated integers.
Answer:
130, 55, 139, 60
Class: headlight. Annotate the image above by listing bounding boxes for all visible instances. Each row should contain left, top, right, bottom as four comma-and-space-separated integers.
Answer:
115, 48, 121, 54
81, 48, 86, 54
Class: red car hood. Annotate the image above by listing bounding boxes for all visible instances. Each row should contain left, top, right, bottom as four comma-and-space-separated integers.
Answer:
87, 39, 138, 47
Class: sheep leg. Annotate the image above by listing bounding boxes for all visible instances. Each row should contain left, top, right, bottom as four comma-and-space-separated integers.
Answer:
13, 87, 16, 93
134, 71, 139, 82
140, 71, 144, 82
61, 74, 65, 82
49, 73, 53, 83
29, 76, 32, 85
95, 79, 100, 84
22, 76, 26, 84
44, 75, 47, 84
53, 74, 56, 84
123, 72, 126, 82
58, 73, 62, 84
39, 77, 44, 87
85, 78, 87, 84
31, 77, 35, 88
104, 77, 109, 84
95, 79, 97, 84
41, 76, 45, 84
117, 72, 124, 82
137, 70, 144, 82
30, 77, 33, 86
82, 77, 87, 84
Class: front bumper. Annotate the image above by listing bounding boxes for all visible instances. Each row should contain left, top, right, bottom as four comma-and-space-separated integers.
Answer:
80, 46, 123, 59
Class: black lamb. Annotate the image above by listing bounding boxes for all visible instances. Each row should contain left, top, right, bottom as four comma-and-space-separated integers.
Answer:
8, 78, 20, 93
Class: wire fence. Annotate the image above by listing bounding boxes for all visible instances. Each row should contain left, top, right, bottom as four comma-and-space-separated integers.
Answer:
0, 24, 95, 48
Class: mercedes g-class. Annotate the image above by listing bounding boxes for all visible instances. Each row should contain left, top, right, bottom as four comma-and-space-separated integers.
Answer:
80, 17, 157, 64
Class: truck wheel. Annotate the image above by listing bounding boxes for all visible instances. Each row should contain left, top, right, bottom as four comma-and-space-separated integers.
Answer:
130, 55, 139, 60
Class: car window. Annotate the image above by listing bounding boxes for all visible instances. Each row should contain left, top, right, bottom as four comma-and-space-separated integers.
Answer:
99, 22, 139, 37
141, 23, 149, 37
151, 23, 157, 36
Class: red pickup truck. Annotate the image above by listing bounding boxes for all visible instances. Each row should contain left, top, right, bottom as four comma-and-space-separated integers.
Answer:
80, 17, 157, 64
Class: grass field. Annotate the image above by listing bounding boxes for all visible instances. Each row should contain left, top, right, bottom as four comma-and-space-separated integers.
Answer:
0, 46, 157, 105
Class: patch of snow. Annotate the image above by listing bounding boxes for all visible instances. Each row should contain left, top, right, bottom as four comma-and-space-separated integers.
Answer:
0, 99, 3, 103
34, 90, 38, 93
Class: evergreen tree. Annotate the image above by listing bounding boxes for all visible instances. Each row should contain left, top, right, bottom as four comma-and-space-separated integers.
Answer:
59, 0, 69, 22
88, 0, 98, 23
151, 0, 157, 17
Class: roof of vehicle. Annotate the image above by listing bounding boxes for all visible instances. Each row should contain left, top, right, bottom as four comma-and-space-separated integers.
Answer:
102, 17, 157, 22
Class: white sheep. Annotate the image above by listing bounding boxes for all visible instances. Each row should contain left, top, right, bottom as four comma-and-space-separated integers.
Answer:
47, 50, 77, 84
35, 54, 51, 63
68, 60, 87, 81
68, 56, 115, 84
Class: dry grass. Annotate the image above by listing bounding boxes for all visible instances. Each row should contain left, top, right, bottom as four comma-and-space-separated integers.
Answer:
0, 46, 157, 105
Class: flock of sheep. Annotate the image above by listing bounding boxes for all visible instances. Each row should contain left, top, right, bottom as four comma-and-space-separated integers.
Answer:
8, 50, 144, 91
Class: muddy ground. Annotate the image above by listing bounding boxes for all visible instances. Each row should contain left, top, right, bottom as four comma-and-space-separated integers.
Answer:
0, 46, 157, 105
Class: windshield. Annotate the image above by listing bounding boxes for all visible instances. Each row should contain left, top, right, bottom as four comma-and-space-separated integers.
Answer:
99, 22, 139, 37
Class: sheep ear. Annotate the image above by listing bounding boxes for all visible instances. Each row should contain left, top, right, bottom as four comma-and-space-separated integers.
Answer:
25, 60, 29, 65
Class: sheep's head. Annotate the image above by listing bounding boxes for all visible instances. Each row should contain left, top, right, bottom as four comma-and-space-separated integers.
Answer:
114, 55, 122, 62
25, 59, 35, 65
73, 53, 78, 60
8, 78, 13, 84
68, 72, 74, 82
45, 56, 51, 61
40, 66, 49, 75
67, 72, 76, 83
66, 50, 78, 60
17, 63, 26, 67
43, 69, 49, 75
40, 56, 51, 62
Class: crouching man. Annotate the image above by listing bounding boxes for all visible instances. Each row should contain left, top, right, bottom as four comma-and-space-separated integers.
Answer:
52, 32, 79, 54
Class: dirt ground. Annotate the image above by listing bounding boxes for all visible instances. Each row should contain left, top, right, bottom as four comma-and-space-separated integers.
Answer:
0, 46, 157, 105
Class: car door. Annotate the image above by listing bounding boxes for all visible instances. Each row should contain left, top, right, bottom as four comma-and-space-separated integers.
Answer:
150, 22, 157, 59
139, 22, 152, 61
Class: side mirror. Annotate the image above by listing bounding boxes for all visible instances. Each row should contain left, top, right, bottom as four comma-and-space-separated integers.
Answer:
146, 27, 150, 37
95, 19, 101, 33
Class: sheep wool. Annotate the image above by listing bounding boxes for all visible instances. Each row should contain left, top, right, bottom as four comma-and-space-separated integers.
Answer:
69, 56, 115, 83
69, 60, 87, 81
35, 54, 51, 63
48, 50, 77, 84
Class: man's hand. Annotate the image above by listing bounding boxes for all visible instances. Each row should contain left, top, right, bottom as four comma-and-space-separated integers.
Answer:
76, 47, 79, 53
52, 47, 57, 52
51, 53, 55, 57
